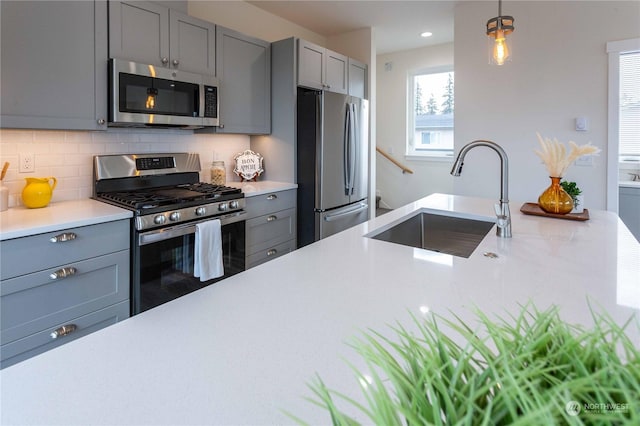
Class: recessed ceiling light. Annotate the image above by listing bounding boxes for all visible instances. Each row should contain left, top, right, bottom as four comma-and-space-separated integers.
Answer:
421, 31, 433, 38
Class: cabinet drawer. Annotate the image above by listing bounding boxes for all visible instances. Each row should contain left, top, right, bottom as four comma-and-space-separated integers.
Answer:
244, 189, 296, 219
1, 250, 129, 345
0, 219, 130, 280
1, 300, 129, 369
247, 239, 296, 269
246, 208, 295, 254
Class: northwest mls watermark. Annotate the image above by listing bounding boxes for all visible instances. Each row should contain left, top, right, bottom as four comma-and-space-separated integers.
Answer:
565, 400, 630, 416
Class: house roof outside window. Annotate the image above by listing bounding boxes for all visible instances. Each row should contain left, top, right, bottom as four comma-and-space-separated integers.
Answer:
416, 113, 453, 130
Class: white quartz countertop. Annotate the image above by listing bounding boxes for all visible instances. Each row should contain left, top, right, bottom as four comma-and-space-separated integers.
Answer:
228, 180, 297, 196
0, 199, 132, 240
1, 194, 639, 425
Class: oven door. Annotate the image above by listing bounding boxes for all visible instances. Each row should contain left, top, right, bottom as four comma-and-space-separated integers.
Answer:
133, 213, 245, 314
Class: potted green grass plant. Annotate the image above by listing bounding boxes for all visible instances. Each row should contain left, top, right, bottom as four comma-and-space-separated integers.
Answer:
293, 304, 639, 425
561, 180, 583, 213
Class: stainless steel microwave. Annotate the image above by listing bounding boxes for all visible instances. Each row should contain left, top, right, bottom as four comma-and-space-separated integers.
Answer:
108, 59, 219, 129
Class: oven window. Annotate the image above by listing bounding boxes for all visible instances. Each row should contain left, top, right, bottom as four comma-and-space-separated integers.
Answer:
119, 73, 199, 117
135, 221, 245, 313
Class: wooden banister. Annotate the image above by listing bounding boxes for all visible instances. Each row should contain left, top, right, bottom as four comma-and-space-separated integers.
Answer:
376, 147, 414, 174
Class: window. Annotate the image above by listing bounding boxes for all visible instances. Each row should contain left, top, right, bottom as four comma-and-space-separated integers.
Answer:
407, 67, 454, 158
619, 51, 640, 158
606, 38, 640, 212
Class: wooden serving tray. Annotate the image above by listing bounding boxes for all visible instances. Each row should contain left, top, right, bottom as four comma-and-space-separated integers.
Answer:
520, 203, 590, 221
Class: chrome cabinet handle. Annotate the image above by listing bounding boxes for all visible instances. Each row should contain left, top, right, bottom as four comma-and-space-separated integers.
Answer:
267, 215, 277, 222
266, 194, 277, 200
172, 59, 179, 66
161, 57, 169, 64
49, 232, 77, 243
50, 324, 77, 339
97, 118, 106, 125
266, 249, 277, 256
49, 267, 77, 280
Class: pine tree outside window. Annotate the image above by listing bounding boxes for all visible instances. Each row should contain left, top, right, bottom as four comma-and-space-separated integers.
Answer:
407, 67, 454, 158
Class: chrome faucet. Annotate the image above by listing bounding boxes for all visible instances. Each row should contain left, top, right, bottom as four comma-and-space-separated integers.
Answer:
450, 140, 512, 238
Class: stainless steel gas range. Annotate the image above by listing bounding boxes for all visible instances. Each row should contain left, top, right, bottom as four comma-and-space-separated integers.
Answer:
93, 153, 246, 314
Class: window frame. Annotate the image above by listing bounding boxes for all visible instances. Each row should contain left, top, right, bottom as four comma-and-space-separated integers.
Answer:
406, 65, 454, 161
606, 38, 640, 212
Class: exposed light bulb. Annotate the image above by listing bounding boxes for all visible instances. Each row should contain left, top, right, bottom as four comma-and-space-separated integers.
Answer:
145, 95, 155, 109
492, 29, 510, 65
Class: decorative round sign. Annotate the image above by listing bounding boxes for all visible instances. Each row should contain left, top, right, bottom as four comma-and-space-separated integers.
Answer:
233, 149, 264, 181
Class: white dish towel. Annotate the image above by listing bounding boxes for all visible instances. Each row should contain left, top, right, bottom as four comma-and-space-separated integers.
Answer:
194, 219, 224, 282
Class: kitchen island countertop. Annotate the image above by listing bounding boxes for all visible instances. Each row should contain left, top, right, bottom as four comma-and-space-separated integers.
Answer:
1, 193, 638, 425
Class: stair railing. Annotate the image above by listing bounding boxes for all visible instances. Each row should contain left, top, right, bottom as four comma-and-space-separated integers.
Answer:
376, 147, 414, 174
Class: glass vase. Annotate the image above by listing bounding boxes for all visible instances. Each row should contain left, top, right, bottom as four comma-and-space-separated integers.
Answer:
538, 177, 574, 214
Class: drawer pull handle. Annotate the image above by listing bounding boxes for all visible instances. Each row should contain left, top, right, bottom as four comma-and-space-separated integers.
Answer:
266, 194, 278, 200
267, 215, 278, 222
50, 324, 77, 339
267, 249, 278, 256
49, 232, 77, 243
49, 267, 77, 280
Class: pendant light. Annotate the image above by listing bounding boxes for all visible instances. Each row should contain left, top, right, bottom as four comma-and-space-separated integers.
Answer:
486, 0, 514, 65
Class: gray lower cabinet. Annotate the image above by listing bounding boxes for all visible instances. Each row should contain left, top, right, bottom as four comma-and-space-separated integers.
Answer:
619, 186, 640, 241
213, 26, 271, 135
109, 0, 216, 75
0, 0, 108, 130
0, 220, 130, 368
245, 189, 296, 268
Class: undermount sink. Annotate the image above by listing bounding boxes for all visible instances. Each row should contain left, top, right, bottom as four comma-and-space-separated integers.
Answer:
367, 211, 495, 258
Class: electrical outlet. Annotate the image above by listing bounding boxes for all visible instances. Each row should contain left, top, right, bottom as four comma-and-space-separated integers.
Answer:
19, 153, 35, 173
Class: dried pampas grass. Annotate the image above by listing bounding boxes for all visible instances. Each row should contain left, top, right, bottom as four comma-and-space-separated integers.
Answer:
534, 132, 601, 177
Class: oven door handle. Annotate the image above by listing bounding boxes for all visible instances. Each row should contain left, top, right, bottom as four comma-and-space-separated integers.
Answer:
138, 211, 246, 246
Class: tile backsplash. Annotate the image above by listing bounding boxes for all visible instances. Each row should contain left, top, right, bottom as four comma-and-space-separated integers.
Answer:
0, 129, 249, 208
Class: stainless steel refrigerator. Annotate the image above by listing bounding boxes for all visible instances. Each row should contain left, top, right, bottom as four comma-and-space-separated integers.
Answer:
297, 88, 369, 248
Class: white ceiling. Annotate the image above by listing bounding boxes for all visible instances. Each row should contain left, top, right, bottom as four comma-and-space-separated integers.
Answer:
246, 1, 458, 54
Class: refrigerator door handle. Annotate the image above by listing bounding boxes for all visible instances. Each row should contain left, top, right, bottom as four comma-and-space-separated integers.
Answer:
349, 103, 358, 196
323, 202, 369, 222
343, 104, 352, 195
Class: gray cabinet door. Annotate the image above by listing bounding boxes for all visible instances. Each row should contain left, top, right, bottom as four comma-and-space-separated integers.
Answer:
215, 27, 270, 134
110, 1, 215, 75
348, 58, 367, 99
325, 50, 348, 95
298, 39, 325, 90
0, 0, 108, 130
169, 10, 216, 75
109, 0, 170, 67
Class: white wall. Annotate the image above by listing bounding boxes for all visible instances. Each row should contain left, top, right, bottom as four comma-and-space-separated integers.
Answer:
454, 1, 640, 210
188, 1, 325, 45
376, 43, 454, 208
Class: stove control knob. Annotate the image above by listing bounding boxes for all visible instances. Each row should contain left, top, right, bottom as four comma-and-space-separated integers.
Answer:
218, 203, 228, 212
154, 215, 166, 225
195, 207, 206, 216
229, 200, 239, 209
169, 212, 181, 222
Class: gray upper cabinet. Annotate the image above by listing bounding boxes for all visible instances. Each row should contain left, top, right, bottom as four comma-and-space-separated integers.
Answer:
297, 39, 347, 94
348, 58, 368, 99
215, 27, 271, 134
0, 0, 108, 131
109, 1, 215, 75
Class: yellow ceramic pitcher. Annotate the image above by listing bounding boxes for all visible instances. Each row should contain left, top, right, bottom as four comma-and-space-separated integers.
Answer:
22, 177, 57, 208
